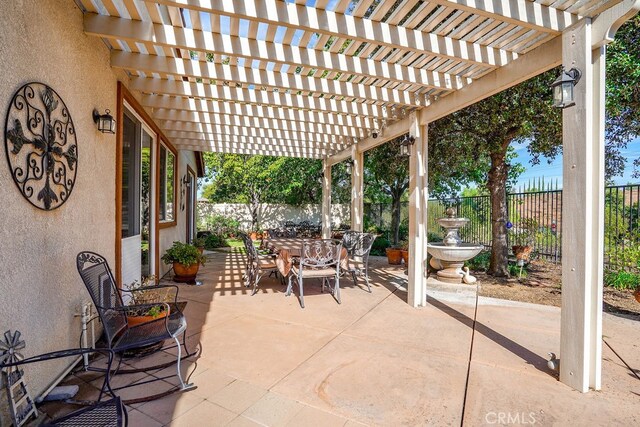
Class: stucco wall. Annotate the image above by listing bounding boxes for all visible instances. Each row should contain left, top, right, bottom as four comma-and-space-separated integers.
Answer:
0, 0, 199, 417
198, 202, 352, 231
0, 0, 124, 409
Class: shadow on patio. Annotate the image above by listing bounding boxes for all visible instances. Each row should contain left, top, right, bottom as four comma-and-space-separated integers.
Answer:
40, 251, 640, 426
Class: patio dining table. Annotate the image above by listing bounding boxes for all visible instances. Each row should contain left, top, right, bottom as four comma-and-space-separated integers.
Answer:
263, 237, 348, 278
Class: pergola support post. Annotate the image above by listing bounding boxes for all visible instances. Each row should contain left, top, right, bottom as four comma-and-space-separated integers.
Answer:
407, 114, 428, 307
350, 145, 364, 232
322, 159, 332, 239
560, 19, 605, 392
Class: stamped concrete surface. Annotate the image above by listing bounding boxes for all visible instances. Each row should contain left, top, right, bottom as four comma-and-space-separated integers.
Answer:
39, 251, 640, 426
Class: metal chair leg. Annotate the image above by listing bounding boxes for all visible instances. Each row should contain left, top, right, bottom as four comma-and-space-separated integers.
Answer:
174, 336, 196, 391
334, 275, 341, 304
299, 276, 305, 308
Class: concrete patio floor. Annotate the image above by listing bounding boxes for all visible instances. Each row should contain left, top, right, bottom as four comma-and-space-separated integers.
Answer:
45, 250, 640, 426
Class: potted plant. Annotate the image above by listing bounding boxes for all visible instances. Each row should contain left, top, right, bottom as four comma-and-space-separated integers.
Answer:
192, 237, 206, 254
162, 241, 206, 283
125, 275, 171, 326
510, 218, 537, 261
386, 244, 403, 265
400, 240, 409, 265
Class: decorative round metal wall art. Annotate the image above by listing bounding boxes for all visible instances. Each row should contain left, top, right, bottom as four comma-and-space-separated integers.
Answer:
4, 82, 78, 210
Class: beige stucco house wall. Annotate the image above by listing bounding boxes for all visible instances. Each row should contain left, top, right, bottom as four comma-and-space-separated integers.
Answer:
0, 0, 200, 417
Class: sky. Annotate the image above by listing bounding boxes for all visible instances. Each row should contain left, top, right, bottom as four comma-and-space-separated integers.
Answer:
512, 137, 640, 191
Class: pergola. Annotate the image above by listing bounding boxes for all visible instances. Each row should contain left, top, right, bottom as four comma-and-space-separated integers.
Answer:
77, 0, 639, 393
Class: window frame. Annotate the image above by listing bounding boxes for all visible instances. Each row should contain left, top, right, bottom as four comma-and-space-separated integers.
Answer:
157, 139, 177, 228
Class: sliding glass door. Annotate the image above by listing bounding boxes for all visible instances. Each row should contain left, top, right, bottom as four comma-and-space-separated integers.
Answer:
121, 108, 156, 285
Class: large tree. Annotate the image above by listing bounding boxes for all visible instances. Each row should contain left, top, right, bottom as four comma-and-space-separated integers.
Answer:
429, 71, 562, 277
606, 13, 640, 179
203, 154, 324, 230
364, 136, 410, 246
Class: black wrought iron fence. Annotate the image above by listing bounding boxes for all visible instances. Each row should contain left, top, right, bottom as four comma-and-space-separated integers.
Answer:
364, 184, 639, 272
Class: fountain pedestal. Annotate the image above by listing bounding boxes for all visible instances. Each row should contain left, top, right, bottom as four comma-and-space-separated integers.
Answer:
426, 208, 483, 284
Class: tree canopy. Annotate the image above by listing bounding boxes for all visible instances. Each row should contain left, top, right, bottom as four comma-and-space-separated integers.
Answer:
606, 13, 640, 178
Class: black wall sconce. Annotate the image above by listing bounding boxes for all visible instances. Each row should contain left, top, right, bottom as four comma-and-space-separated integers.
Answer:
93, 109, 116, 134
399, 134, 416, 157
550, 67, 581, 108
180, 174, 189, 211
345, 158, 355, 172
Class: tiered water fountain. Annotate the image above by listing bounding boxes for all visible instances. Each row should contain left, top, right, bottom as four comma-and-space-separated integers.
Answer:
426, 208, 483, 284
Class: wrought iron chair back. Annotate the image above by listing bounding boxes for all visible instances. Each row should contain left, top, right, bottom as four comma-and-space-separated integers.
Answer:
341, 231, 377, 292
300, 239, 342, 269
76, 252, 128, 346
342, 231, 376, 258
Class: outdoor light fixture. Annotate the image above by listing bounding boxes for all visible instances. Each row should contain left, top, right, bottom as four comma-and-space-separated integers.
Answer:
93, 109, 116, 134
399, 134, 416, 157
345, 158, 355, 172
550, 67, 582, 108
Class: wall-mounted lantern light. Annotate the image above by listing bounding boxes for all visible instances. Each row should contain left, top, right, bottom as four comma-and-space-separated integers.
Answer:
93, 109, 116, 134
345, 158, 355, 172
399, 134, 416, 157
550, 67, 581, 109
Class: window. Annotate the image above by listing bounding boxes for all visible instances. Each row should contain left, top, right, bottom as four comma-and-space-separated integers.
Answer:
159, 144, 175, 222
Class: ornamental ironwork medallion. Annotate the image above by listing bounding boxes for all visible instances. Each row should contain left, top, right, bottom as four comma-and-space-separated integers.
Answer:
4, 83, 78, 210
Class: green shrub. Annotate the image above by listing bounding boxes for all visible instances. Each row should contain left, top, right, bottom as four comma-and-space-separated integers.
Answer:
204, 233, 229, 250
465, 250, 490, 272
370, 236, 390, 256
606, 244, 640, 271
604, 271, 640, 290
508, 263, 528, 278
203, 214, 241, 238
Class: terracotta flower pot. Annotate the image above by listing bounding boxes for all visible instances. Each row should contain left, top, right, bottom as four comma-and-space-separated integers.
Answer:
386, 248, 403, 265
127, 309, 169, 327
173, 262, 200, 282
250, 232, 259, 241
512, 245, 532, 261
634, 288, 640, 304
401, 250, 409, 265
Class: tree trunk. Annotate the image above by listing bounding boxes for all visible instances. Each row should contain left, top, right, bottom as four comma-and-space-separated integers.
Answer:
488, 152, 510, 277
390, 191, 402, 247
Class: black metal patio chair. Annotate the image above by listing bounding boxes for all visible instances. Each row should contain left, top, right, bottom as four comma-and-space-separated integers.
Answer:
76, 252, 197, 403
285, 239, 344, 308
341, 231, 377, 292
0, 330, 127, 427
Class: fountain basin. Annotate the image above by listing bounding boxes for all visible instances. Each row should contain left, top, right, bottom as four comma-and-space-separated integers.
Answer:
426, 242, 484, 284
436, 217, 470, 229
426, 242, 483, 262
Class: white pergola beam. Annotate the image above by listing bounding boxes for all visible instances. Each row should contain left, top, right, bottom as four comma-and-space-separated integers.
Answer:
111, 51, 419, 107
140, 92, 376, 129
170, 133, 340, 151
427, 0, 577, 33
326, 116, 411, 166
141, 92, 376, 130
84, 14, 461, 91
129, 76, 390, 119
151, 0, 516, 67
421, 35, 562, 123
163, 127, 346, 148
157, 117, 366, 139
174, 141, 326, 158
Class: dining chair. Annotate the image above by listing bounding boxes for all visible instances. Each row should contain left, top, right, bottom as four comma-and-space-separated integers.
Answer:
240, 232, 278, 295
341, 231, 377, 292
286, 239, 344, 308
